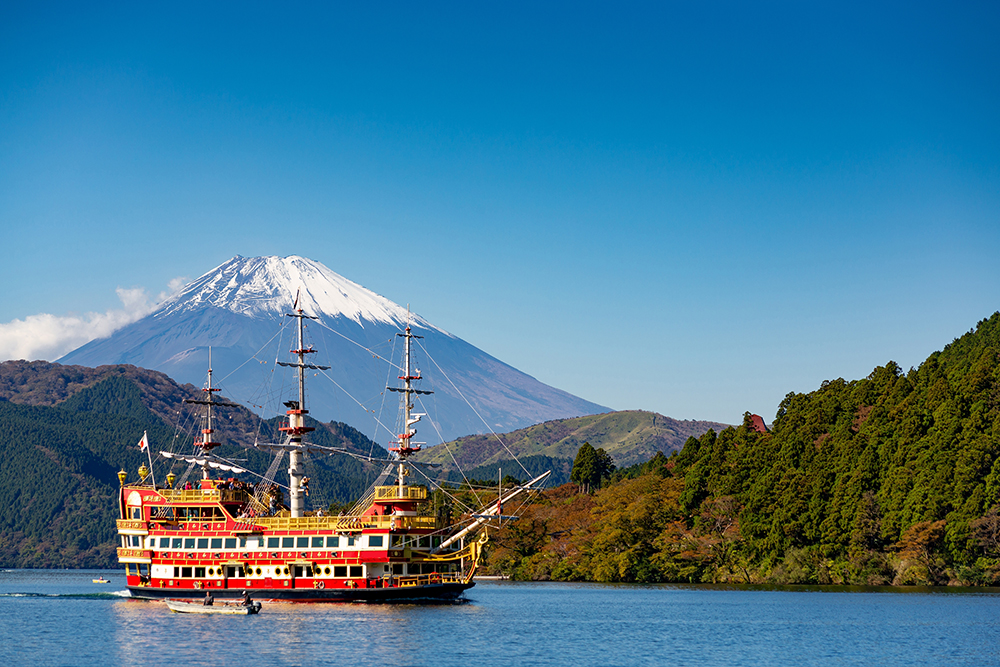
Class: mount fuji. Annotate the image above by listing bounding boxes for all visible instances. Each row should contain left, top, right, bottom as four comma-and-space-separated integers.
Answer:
59, 255, 609, 443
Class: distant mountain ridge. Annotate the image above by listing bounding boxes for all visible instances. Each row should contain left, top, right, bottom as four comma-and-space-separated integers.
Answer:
416, 410, 730, 476
58, 255, 609, 442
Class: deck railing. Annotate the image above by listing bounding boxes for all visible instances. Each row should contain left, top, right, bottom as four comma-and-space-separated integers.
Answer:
374, 485, 428, 501
245, 514, 439, 532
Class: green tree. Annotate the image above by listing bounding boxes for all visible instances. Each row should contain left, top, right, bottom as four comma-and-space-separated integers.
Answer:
571, 442, 616, 493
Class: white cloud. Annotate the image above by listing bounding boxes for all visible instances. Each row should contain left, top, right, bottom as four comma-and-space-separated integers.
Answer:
0, 278, 188, 362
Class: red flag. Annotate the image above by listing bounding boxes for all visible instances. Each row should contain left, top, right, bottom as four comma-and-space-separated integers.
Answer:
138, 432, 148, 451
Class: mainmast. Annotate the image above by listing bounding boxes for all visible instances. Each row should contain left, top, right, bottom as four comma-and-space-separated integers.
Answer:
387, 312, 432, 492
276, 301, 330, 518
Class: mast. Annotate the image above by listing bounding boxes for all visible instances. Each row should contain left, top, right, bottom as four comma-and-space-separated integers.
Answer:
387, 309, 432, 491
276, 298, 330, 518
183, 347, 239, 479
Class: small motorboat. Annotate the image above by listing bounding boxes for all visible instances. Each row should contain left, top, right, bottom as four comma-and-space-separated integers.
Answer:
165, 599, 262, 615
92, 577, 111, 584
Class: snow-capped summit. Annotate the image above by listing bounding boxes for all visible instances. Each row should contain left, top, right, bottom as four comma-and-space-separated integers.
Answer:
60, 255, 608, 442
158, 255, 438, 331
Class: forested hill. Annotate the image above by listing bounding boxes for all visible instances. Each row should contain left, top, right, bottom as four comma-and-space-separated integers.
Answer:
487, 313, 1000, 586
416, 410, 729, 472
0, 362, 387, 568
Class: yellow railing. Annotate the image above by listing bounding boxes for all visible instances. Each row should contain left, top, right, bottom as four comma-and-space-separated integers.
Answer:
157, 488, 250, 503
395, 572, 465, 587
374, 485, 428, 501
117, 548, 150, 559
247, 514, 439, 532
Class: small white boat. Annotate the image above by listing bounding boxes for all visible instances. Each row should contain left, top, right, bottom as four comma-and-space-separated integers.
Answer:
165, 599, 262, 615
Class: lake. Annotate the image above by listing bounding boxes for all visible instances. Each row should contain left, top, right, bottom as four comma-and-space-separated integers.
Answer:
3, 569, 1000, 666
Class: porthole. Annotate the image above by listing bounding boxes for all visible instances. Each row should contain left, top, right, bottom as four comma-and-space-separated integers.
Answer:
255, 568, 262, 576
283, 567, 289, 575
324, 567, 331, 575
207, 568, 214, 576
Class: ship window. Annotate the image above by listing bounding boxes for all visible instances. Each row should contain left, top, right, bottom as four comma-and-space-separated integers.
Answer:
240, 537, 248, 548
130, 507, 142, 519
296, 537, 308, 548
173, 567, 180, 577
326, 536, 339, 548
347, 537, 356, 547
197, 538, 208, 549
283, 567, 289, 575
390, 535, 403, 547
255, 567, 262, 576
418, 537, 430, 548
282, 537, 294, 548
194, 567, 206, 578
311, 537, 323, 548
391, 564, 403, 575
432, 536, 441, 548
368, 536, 384, 547
407, 564, 420, 575
267, 537, 279, 548
184, 538, 195, 549
349, 566, 363, 578
181, 567, 192, 578
324, 567, 331, 575
225, 538, 237, 549
129, 535, 142, 547
159, 538, 170, 548
172, 538, 183, 548
211, 538, 223, 549
333, 566, 347, 577
207, 568, 214, 576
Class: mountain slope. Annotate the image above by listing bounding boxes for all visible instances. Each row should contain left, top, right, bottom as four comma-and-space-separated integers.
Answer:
0, 362, 390, 567
416, 410, 730, 472
59, 255, 609, 442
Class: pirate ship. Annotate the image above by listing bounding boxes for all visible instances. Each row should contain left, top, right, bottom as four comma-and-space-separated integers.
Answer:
116, 303, 547, 602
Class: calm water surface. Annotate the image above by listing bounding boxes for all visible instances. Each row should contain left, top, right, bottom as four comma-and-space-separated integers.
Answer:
2, 569, 1000, 666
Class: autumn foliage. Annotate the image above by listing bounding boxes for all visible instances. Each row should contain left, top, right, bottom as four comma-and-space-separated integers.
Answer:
485, 313, 1000, 586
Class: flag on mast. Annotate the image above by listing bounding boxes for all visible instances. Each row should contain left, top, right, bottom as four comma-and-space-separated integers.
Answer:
138, 432, 148, 451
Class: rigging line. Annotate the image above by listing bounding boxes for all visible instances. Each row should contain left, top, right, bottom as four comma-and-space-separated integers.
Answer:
414, 338, 531, 477
209, 452, 289, 491
412, 394, 474, 489
314, 318, 406, 373
216, 317, 289, 386
314, 366, 396, 438
370, 333, 400, 458
409, 462, 477, 515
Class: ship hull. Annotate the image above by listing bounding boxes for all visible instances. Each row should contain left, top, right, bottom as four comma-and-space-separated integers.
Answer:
129, 581, 474, 603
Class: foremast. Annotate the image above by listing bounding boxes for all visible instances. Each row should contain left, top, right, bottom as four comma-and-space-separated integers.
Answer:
182, 348, 239, 480
276, 304, 330, 518
387, 319, 432, 494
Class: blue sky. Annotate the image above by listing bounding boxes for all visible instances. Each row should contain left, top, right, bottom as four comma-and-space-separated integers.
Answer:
1, 1, 998, 424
